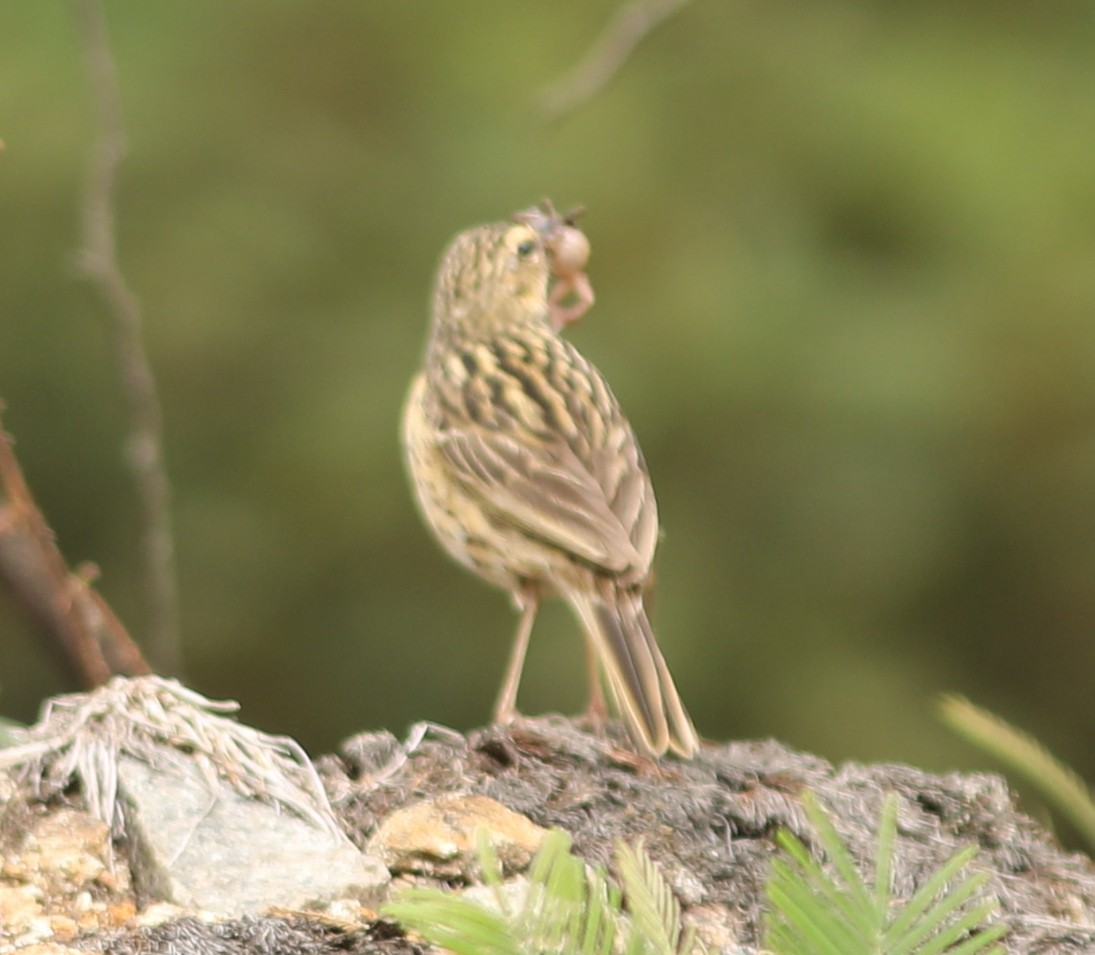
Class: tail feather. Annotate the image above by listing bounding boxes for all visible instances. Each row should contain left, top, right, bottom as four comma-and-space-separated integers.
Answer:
570, 588, 698, 758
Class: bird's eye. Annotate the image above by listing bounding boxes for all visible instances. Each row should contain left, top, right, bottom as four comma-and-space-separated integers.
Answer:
516, 239, 536, 257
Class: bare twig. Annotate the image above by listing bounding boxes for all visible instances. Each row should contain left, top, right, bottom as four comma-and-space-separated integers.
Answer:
537, 0, 693, 121
74, 0, 180, 674
0, 412, 151, 685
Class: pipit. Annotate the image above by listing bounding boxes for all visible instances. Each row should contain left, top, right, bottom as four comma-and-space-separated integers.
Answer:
402, 204, 698, 758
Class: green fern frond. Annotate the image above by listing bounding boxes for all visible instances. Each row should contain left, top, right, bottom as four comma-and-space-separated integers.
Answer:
764, 791, 1006, 955
382, 888, 523, 955
383, 826, 701, 955
939, 694, 1095, 852
615, 839, 698, 955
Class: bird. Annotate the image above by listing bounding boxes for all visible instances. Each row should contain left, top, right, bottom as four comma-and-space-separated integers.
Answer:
401, 204, 699, 758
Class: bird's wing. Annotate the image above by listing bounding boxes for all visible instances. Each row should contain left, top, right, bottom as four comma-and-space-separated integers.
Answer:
435, 425, 648, 576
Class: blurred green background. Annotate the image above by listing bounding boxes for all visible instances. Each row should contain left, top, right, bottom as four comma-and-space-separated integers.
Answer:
3, 2, 1094, 789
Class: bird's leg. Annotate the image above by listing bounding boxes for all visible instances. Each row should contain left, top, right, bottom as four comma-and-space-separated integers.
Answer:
549, 271, 595, 331
493, 583, 540, 725
583, 638, 608, 734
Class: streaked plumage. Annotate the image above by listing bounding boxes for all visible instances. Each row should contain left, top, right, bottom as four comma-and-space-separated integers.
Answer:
402, 211, 698, 758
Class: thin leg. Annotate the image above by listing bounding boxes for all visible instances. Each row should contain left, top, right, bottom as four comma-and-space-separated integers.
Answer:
549, 273, 595, 331
583, 639, 608, 733
493, 587, 539, 725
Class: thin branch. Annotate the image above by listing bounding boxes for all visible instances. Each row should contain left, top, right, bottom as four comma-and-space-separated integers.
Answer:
74, 0, 180, 674
0, 412, 151, 685
537, 0, 693, 122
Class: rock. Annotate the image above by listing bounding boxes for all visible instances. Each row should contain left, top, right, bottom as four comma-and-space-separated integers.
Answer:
367, 794, 547, 879
116, 755, 389, 918
6, 945, 84, 955
0, 883, 45, 944
14, 811, 114, 893
335, 720, 1095, 953
0, 808, 132, 950
8, 714, 1095, 953
684, 902, 746, 954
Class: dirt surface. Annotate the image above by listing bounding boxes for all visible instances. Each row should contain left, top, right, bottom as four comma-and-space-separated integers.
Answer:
322, 719, 1095, 953
6, 717, 1095, 953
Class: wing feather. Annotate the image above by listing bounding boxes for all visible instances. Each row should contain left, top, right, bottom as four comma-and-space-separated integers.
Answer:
436, 426, 646, 575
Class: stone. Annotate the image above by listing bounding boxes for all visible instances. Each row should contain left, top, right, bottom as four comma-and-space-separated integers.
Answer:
116, 755, 388, 918
367, 794, 547, 879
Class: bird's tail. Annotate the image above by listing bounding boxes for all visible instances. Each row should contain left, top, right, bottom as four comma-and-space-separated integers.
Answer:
569, 585, 698, 758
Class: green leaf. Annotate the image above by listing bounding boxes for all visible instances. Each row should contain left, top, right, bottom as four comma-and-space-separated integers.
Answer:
765, 790, 1005, 955
801, 793, 877, 920
383, 890, 522, 955
615, 839, 681, 955
873, 793, 898, 913
939, 694, 1095, 854
382, 827, 701, 955
885, 848, 981, 949
767, 868, 859, 955
774, 826, 876, 938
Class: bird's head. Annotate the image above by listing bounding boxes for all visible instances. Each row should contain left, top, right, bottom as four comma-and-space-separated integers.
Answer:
431, 220, 552, 338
